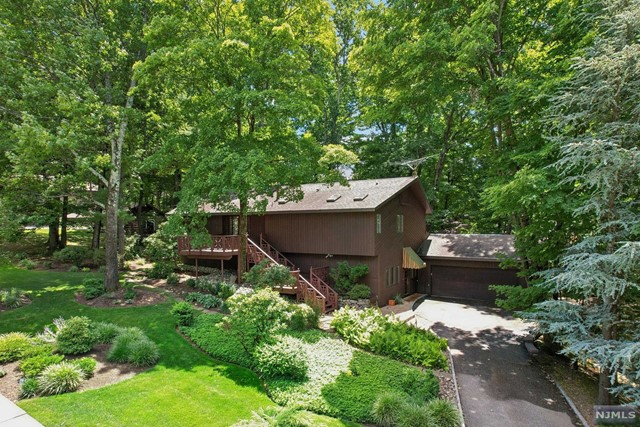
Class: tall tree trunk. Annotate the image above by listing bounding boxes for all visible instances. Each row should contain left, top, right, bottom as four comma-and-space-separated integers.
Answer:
92, 219, 102, 249
48, 218, 60, 253
237, 198, 248, 283
105, 78, 136, 291
118, 215, 125, 256
59, 196, 68, 248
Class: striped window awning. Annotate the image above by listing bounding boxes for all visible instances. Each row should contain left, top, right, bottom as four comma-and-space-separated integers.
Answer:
403, 247, 426, 269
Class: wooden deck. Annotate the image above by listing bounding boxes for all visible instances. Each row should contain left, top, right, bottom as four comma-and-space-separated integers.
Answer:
177, 235, 240, 260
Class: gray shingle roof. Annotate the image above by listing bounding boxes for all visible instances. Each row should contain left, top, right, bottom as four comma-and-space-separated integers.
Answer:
418, 233, 517, 261
202, 176, 428, 214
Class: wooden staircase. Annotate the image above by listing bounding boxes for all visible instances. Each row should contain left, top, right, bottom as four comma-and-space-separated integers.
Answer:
246, 236, 339, 313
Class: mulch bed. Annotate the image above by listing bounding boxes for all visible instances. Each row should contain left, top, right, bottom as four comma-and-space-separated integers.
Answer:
0, 345, 146, 402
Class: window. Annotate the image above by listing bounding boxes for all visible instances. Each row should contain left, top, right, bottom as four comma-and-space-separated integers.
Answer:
376, 214, 382, 234
385, 266, 401, 287
396, 214, 404, 233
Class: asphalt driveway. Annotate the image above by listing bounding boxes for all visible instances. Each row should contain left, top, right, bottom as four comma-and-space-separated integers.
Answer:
413, 298, 580, 427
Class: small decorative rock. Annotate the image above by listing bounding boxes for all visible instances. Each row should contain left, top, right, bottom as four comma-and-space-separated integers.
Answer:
339, 298, 371, 310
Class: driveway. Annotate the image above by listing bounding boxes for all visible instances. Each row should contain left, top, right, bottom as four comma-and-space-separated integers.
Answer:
413, 298, 580, 427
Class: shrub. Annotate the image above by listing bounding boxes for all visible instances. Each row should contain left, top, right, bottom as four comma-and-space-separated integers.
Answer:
397, 403, 431, 427
148, 262, 174, 279
123, 282, 136, 300
91, 322, 124, 344
171, 301, 196, 326
225, 288, 290, 353
330, 306, 386, 347
261, 264, 296, 288
0, 332, 33, 363
142, 227, 177, 263
21, 378, 40, 398
214, 282, 236, 300
254, 337, 308, 380
0, 287, 27, 308
193, 277, 215, 293
185, 278, 197, 288
82, 277, 106, 299
72, 357, 97, 378
43, 261, 53, 269
329, 261, 369, 294
128, 338, 160, 367
53, 246, 91, 267
233, 406, 314, 427
106, 328, 146, 363
347, 284, 371, 300
287, 303, 319, 331
19, 354, 65, 378
166, 273, 179, 285
98, 265, 106, 273
56, 316, 93, 355
425, 399, 461, 427
106, 327, 159, 367
490, 284, 549, 311
372, 392, 407, 427
185, 292, 222, 309
18, 258, 36, 270
38, 362, 84, 395
242, 259, 270, 287
68, 265, 80, 273
368, 322, 448, 370
92, 248, 106, 266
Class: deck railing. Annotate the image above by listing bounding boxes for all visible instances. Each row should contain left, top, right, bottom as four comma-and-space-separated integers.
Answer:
177, 235, 241, 256
259, 235, 296, 270
310, 266, 339, 312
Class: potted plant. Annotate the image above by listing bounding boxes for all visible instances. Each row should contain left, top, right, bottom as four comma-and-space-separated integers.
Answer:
388, 298, 396, 306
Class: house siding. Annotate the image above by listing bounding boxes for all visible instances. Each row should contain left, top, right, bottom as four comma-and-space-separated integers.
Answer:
264, 212, 376, 256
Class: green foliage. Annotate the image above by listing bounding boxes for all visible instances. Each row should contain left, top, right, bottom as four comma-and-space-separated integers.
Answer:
71, 357, 97, 379
371, 392, 406, 427
244, 262, 295, 289
254, 336, 308, 380
0, 368, 5, 378
322, 351, 439, 422
106, 327, 159, 367
82, 277, 105, 300
148, 262, 174, 279
21, 377, 40, 399
56, 316, 93, 355
330, 307, 386, 347
397, 403, 431, 427
329, 262, 369, 295
123, 282, 136, 300
43, 261, 53, 269
166, 273, 179, 285
91, 322, 125, 345
226, 289, 290, 354
185, 278, 196, 288
332, 307, 448, 369
0, 287, 28, 308
0, 332, 33, 363
393, 295, 403, 305
181, 313, 254, 368
18, 258, 37, 270
142, 228, 177, 264
425, 399, 461, 427
490, 285, 549, 312
68, 266, 80, 273
38, 361, 84, 395
287, 303, 319, 331
171, 301, 196, 326
193, 277, 215, 293
214, 282, 236, 300
19, 354, 65, 378
53, 247, 91, 267
91, 249, 105, 267
346, 284, 370, 300
185, 292, 223, 309
232, 406, 316, 427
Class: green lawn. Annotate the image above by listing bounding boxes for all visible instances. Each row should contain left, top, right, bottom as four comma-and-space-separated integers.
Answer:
0, 267, 354, 427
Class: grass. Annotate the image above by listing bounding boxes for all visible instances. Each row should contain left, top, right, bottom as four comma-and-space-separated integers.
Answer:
0, 267, 355, 427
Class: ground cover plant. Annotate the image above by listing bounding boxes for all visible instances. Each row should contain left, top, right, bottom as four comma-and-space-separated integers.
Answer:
0, 267, 353, 427
182, 311, 441, 423
331, 306, 448, 369
0, 287, 29, 309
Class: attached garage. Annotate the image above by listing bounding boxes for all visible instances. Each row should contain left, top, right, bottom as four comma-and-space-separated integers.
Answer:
417, 234, 524, 304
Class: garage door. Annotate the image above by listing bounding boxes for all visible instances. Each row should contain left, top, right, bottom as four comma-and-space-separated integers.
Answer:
430, 265, 518, 303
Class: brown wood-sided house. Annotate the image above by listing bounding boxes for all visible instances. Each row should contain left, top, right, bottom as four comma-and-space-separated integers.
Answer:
178, 176, 431, 309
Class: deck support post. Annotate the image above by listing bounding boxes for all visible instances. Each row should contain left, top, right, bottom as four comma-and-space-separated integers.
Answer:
221, 259, 224, 282
195, 258, 198, 279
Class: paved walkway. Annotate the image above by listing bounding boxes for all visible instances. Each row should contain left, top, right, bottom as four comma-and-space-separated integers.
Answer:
413, 298, 581, 427
0, 394, 43, 426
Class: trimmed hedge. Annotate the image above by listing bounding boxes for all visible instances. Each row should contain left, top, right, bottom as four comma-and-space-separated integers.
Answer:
56, 316, 93, 355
